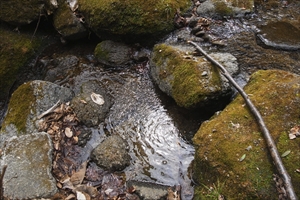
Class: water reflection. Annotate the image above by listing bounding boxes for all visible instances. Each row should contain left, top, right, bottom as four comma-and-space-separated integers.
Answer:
101, 66, 195, 199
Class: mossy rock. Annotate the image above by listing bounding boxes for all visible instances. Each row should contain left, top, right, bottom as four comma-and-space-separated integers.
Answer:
78, 0, 191, 37
1, 80, 74, 138
197, 0, 254, 17
53, 0, 87, 40
0, 0, 56, 25
0, 28, 42, 100
150, 43, 235, 109
192, 70, 300, 199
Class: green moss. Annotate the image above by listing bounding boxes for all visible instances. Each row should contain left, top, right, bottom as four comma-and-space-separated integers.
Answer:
94, 43, 109, 61
0, 0, 43, 25
193, 70, 300, 198
1, 82, 36, 134
0, 28, 41, 100
152, 44, 223, 108
79, 0, 191, 36
214, 1, 233, 16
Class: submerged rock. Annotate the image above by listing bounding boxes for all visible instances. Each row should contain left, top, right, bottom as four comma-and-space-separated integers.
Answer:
193, 70, 300, 198
91, 135, 130, 171
150, 43, 238, 109
257, 21, 300, 50
0, 132, 57, 199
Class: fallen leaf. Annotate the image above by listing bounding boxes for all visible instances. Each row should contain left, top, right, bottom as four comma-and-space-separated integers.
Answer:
65, 127, 73, 138
239, 154, 246, 162
281, 150, 291, 157
71, 161, 88, 186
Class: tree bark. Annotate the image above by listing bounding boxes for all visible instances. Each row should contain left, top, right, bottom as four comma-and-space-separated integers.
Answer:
188, 41, 298, 200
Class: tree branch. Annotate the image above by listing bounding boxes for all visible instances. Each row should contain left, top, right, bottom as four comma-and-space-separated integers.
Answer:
188, 41, 298, 200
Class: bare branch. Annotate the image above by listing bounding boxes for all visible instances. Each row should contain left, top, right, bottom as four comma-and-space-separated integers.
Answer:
188, 41, 298, 200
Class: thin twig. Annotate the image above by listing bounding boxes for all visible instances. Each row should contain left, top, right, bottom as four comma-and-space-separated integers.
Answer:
188, 41, 298, 200
37, 100, 61, 119
31, 9, 42, 42
0, 165, 7, 200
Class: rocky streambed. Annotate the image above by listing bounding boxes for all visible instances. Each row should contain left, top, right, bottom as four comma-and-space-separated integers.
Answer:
1, 0, 300, 199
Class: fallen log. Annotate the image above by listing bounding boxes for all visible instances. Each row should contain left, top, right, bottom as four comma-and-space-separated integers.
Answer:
188, 41, 298, 200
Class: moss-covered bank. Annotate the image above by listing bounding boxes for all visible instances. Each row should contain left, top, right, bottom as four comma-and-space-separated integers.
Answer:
193, 70, 300, 199
0, 28, 42, 100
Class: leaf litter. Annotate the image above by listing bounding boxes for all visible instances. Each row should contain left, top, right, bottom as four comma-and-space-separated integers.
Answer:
38, 102, 140, 199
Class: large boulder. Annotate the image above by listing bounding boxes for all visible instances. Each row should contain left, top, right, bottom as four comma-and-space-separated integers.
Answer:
192, 70, 300, 199
150, 43, 238, 109
77, 0, 191, 38
0, 28, 43, 100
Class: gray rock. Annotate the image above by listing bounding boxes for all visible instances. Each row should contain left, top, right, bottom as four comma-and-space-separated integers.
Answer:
71, 80, 112, 127
196, 0, 254, 18
91, 135, 130, 171
94, 40, 133, 67
0, 132, 57, 199
196, 0, 215, 16
53, 0, 87, 40
127, 181, 170, 200
44, 55, 79, 82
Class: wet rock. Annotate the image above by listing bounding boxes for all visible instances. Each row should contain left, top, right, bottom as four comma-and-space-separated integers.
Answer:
0, 0, 57, 25
0, 28, 43, 100
196, 0, 254, 18
0, 132, 57, 199
257, 21, 300, 50
193, 70, 300, 198
53, 0, 87, 40
126, 181, 170, 200
91, 135, 130, 171
78, 0, 191, 38
94, 40, 133, 67
44, 55, 79, 83
150, 43, 238, 109
71, 80, 112, 127
0, 80, 74, 146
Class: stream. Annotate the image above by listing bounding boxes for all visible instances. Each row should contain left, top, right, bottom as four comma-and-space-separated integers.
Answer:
0, 1, 300, 199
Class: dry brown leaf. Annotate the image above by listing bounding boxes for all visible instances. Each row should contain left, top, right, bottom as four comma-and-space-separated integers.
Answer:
70, 161, 88, 186
76, 185, 98, 198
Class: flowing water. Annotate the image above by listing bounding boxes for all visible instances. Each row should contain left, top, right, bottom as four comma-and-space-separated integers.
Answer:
1, 1, 300, 199
47, 53, 204, 199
